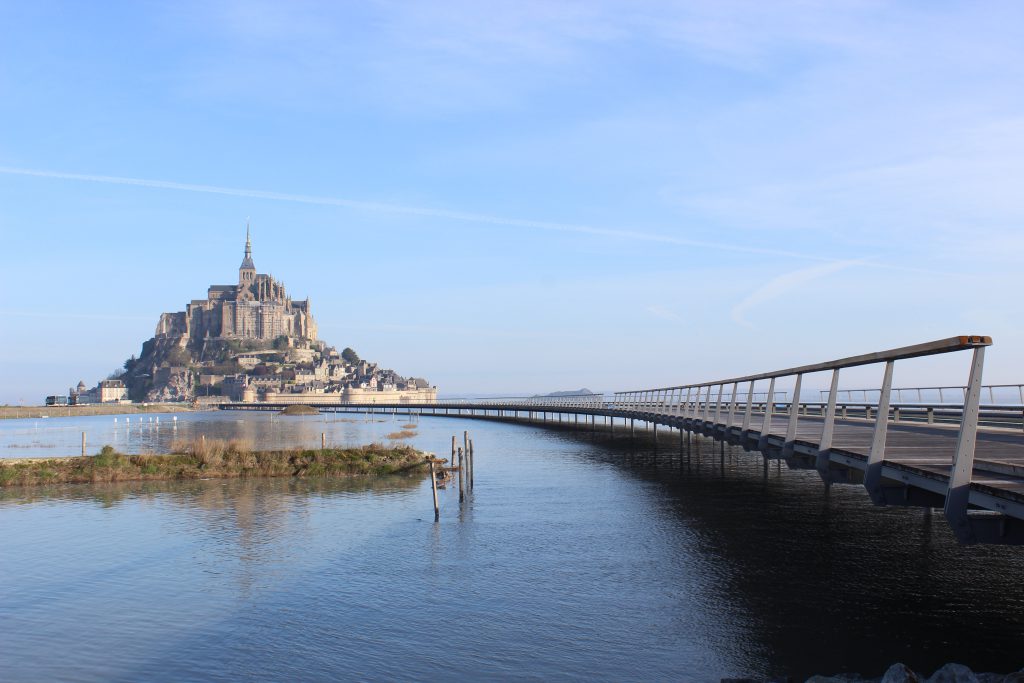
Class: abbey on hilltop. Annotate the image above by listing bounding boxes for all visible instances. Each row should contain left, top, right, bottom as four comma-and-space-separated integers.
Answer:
94, 229, 437, 404
155, 227, 317, 343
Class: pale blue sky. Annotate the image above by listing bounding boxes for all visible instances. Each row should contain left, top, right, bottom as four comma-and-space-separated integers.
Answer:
1, 1, 1022, 403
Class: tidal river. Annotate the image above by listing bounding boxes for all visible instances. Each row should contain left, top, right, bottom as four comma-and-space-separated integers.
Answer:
1, 411, 1022, 682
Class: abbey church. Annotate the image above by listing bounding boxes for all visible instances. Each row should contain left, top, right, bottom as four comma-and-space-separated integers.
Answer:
155, 229, 317, 343
103, 229, 436, 404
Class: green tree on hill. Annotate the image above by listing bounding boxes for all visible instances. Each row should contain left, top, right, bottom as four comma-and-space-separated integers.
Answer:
342, 347, 360, 364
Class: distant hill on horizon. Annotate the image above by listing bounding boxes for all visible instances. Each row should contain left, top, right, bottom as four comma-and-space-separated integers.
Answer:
538, 389, 596, 397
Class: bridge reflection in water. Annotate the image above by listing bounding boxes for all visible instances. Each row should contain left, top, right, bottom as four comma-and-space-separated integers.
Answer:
223, 336, 1024, 546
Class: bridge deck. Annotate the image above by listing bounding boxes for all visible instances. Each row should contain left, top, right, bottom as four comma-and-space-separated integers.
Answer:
220, 400, 1024, 541
622, 407, 1024, 509
708, 411, 1020, 477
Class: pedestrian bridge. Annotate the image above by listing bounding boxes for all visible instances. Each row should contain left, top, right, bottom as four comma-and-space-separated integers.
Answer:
222, 335, 1024, 545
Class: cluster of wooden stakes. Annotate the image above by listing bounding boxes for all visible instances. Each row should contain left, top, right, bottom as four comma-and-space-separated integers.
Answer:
427, 430, 474, 521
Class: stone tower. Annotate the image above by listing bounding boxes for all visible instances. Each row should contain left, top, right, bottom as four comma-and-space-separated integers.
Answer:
239, 225, 256, 287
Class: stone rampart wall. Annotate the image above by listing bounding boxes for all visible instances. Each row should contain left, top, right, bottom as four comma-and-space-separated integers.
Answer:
262, 388, 437, 404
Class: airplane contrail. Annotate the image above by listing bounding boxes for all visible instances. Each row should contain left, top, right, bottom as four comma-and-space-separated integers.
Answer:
0, 165, 840, 261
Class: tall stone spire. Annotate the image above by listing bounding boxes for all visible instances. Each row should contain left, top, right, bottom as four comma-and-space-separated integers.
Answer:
239, 222, 256, 284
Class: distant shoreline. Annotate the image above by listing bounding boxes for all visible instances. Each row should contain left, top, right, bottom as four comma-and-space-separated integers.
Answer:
0, 404, 201, 421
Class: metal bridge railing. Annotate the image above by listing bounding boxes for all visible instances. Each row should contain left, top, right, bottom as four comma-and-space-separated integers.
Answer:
819, 384, 1024, 405
613, 335, 993, 543
434, 393, 607, 408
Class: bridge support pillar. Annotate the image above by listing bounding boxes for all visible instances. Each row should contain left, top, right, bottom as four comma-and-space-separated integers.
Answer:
756, 377, 777, 453
944, 347, 985, 544
815, 369, 841, 487
781, 374, 803, 459
863, 361, 895, 504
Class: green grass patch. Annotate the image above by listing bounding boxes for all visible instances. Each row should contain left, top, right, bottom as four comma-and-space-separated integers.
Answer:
0, 440, 429, 488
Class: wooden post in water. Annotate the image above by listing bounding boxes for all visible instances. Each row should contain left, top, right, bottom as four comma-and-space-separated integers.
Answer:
429, 460, 440, 521
451, 435, 456, 466
463, 431, 469, 464
321, 432, 326, 449
458, 447, 465, 502
469, 439, 475, 490
81, 431, 86, 456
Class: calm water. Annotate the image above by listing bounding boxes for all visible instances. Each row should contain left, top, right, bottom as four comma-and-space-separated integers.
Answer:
2, 412, 1023, 681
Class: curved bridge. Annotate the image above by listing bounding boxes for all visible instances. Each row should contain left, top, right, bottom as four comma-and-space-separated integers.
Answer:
222, 335, 1024, 545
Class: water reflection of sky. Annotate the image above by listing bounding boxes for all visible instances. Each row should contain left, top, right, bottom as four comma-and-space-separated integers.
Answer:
2, 415, 1024, 681
0, 410, 420, 458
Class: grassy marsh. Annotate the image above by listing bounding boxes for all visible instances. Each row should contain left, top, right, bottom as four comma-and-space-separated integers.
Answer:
0, 439, 428, 488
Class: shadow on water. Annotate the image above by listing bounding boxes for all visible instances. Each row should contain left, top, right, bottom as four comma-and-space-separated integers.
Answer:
529, 420, 1024, 680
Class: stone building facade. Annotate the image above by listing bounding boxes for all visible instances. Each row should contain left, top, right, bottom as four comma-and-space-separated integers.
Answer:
155, 230, 317, 343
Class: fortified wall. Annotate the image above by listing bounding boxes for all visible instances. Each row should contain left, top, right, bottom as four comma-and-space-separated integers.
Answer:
262, 387, 439, 404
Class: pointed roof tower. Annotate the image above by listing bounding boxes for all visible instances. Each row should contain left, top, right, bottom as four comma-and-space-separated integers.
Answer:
239, 222, 256, 284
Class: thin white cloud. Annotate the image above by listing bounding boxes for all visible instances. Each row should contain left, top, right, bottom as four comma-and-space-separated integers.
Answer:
0, 309, 152, 322
0, 165, 840, 262
730, 259, 863, 328
645, 305, 681, 322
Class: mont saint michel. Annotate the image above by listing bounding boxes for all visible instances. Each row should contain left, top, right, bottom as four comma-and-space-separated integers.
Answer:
88, 230, 436, 405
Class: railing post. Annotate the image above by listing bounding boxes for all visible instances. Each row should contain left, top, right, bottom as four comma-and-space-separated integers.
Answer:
815, 369, 840, 482
741, 381, 755, 439
684, 387, 693, 419
703, 386, 713, 422
781, 373, 803, 458
713, 384, 724, 425
944, 346, 986, 544
756, 377, 777, 452
864, 360, 895, 504
726, 381, 738, 432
